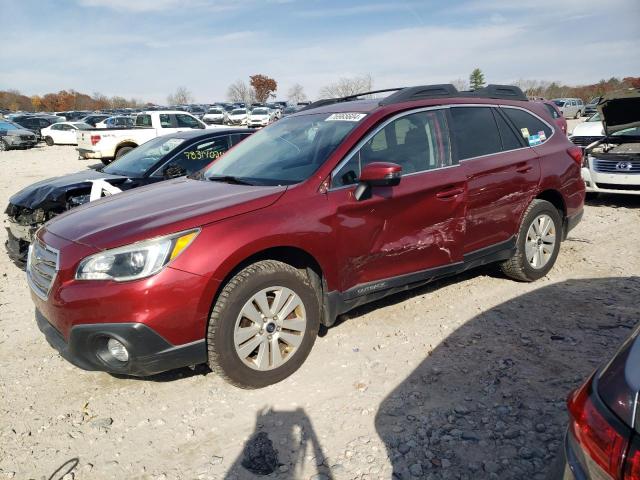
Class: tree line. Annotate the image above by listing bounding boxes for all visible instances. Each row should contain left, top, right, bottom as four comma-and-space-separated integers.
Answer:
3, 72, 638, 113
0, 89, 147, 112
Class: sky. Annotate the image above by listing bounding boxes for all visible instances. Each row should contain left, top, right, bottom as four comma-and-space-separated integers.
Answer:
1, 0, 639, 104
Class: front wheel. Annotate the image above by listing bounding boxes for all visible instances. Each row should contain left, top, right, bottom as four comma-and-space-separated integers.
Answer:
501, 199, 562, 282
45, 136, 54, 146
0, 139, 8, 152
207, 260, 320, 389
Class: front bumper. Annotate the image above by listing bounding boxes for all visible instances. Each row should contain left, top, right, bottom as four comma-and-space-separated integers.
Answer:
581, 167, 640, 195
76, 148, 103, 159
36, 309, 206, 376
3, 135, 37, 148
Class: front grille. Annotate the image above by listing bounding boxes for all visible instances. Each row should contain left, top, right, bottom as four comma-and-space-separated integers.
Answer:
593, 158, 640, 174
571, 136, 603, 147
595, 183, 640, 191
19, 135, 35, 141
27, 240, 60, 300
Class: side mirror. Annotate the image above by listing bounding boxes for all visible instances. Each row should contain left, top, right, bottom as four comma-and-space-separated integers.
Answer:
354, 162, 402, 201
163, 164, 187, 179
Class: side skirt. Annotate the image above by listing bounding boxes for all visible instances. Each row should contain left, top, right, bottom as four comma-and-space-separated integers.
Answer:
323, 237, 515, 326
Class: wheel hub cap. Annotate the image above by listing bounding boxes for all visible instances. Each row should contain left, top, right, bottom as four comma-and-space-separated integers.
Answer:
525, 213, 556, 269
233, 286, 307, 371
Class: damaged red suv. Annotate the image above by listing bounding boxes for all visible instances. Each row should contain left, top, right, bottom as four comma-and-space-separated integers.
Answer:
28, 84, 585, 388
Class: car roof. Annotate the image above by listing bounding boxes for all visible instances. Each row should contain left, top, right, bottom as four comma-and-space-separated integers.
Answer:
160, 128, 252, 140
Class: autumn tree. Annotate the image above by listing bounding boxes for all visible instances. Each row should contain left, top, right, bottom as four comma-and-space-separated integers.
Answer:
469, 68, 485, 90
250, 74, 278, 103
167, 86, 194, 105
319, 74, 373, 98
30, 95, 42, 112
287, 83, 307, 104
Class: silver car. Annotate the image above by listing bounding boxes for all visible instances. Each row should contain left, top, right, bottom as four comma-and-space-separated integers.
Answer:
552, 98, 585, 119
0, 120, 38, 151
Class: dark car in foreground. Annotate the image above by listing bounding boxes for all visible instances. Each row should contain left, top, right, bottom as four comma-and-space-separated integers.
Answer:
26, 84, 584, 388
5, 128, 252, 264
554, 323, 640, 479
0, 120, 38, 150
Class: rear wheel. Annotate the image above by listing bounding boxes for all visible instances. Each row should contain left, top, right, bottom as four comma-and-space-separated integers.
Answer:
45, 136, 54, 146
115, 146, 134, 159
575, 110, 582, 119
207, 260, 320, 389
0, 139, 8, 151
501, 199, 562, 282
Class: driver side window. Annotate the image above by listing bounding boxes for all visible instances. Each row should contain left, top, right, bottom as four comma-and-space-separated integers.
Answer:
331, 109, 452, 188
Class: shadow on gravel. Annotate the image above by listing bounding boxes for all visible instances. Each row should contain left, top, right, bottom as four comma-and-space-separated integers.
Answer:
110, 363, 211, 382
585, 193, 640, 208
224, 407, 333, 479
374, 276, 640, 479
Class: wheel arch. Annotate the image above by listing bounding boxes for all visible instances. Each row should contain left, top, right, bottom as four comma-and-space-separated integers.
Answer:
536, 189, 566, 217
114, 140, 138, 156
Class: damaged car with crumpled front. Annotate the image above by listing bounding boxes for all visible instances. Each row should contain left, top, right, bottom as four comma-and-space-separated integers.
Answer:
4, 128, 252, 265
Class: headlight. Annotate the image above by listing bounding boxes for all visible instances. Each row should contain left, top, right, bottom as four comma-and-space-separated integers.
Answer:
76, 229, 199, 281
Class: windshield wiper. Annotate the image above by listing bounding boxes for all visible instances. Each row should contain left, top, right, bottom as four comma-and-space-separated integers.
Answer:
207, 175, 254, 186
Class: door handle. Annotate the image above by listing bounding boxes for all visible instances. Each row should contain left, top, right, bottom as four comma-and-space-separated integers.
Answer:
436, 187, 464, 199
516, 164, 533, 173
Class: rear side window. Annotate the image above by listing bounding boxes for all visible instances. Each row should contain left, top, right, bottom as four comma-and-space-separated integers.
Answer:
230, 133, 251, 146
502, 107, 552, 146
493, 109, 524, 150
136, 114, 151, 127
159, 114, 172, 128
450, 107, 502, 160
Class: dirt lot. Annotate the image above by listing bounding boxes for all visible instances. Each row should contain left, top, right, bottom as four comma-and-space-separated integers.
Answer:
1, 122, 639, 480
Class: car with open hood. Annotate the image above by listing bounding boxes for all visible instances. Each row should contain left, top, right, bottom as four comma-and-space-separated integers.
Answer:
570, 113, 605, 148
5, 128, 252, 265
581, 89, 640, 196
26, 84, 584, 388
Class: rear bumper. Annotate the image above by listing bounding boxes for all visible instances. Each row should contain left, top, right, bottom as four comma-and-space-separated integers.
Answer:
36, 309, 207, 376
76, 148, 104, 159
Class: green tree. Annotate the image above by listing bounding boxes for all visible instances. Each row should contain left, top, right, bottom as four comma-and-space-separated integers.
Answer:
469, 68, 486, 90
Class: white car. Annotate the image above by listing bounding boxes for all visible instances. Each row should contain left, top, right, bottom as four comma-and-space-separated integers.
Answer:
41, 122, 92, 146
569, 113, 604, 148
95, 116, 135, 129
247, 108, 273, 128
202, 108, 227, 125
227, 108, 248, 126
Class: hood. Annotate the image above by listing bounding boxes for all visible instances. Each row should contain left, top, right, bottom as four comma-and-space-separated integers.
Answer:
571, 120, 604, 138
0, 127, 36, 137
45, 178, 286, 249
8, 169, 130, 211
598, 89, 640, 136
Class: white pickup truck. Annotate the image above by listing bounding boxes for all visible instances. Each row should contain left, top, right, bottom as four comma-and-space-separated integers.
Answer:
76, 111, 229, 164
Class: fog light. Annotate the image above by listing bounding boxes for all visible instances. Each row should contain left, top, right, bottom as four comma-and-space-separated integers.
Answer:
107, 338, 129, 362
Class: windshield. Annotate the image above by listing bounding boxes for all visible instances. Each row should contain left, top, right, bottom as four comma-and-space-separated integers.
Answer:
203, 112, 362, 185
252, 109, 269, 115
231, 109, 246, 115
553, 100, 565, 107
102, 136, 186, 177
208, 109, 222, 114
0, 121, 20, 131
587, 113, 601, 122
613, 127, 640, 137
587, 97, 600, 105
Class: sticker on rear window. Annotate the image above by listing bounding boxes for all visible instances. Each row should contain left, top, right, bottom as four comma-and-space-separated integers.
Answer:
325, 113, 366, 122
520, 127, 530, 138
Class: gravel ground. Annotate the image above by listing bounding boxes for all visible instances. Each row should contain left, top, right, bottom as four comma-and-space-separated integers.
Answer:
1, 123, 639, 480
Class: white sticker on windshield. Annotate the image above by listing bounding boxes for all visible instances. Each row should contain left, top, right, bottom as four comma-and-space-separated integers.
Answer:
325, 113, 367, 122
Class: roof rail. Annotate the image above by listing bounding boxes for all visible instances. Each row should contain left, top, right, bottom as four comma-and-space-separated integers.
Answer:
299, 88, 403, 112
300, 83, 528, 112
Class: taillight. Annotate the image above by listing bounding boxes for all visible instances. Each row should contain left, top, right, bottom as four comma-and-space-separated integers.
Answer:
624, 438, 640, 479
567, 376, 628, 478
90, 135, 101, 146
567, 146, 583, 166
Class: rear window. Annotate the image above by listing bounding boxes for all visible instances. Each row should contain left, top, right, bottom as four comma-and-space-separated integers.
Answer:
450, 107, 502, 160
502, 107, 553, 146
543, 103, 560, 119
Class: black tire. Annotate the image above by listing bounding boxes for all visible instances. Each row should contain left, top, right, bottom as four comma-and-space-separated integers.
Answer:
115, 146, 134, 159
575, 110, 581, 119
0, 139, 8, 152
45, 136, 54, 146
101, 158, 111, 166
501, 199, 563, 282
207, 260, 320, 389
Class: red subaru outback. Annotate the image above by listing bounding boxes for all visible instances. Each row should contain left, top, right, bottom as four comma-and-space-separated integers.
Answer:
27, 84, 585, 388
